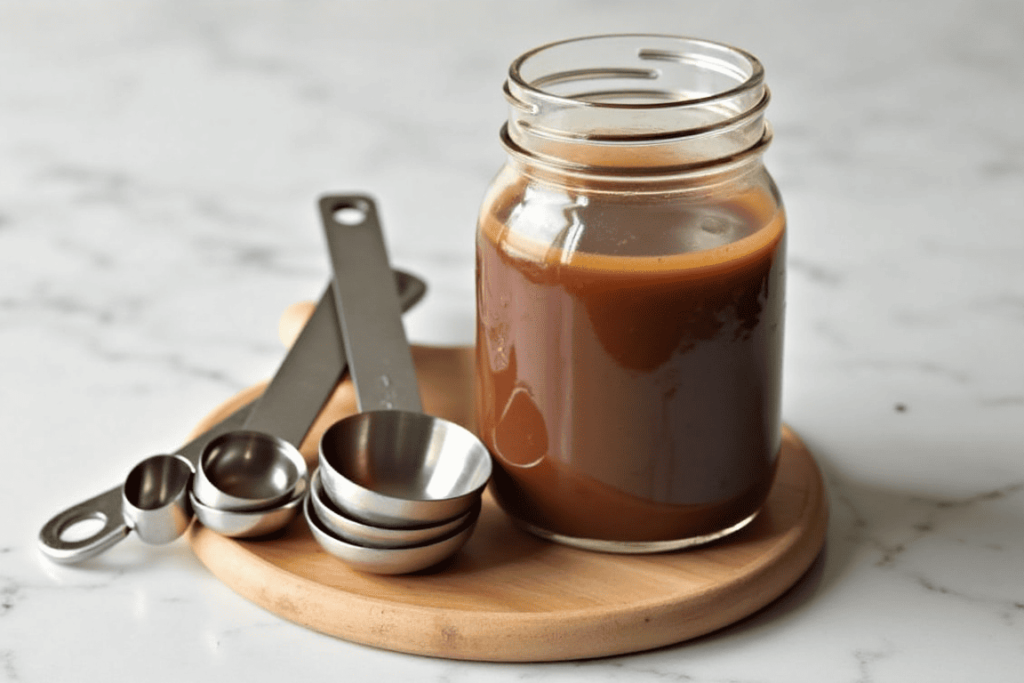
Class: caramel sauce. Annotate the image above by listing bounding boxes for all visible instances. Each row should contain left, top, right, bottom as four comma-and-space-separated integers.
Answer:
476, 179, 786, 543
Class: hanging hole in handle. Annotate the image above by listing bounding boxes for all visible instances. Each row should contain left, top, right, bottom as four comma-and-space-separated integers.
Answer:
332, 199, 371, 227
58, 512, 109, 543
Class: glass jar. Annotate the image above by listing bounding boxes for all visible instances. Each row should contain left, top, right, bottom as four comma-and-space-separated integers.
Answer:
475, 35, 786, 553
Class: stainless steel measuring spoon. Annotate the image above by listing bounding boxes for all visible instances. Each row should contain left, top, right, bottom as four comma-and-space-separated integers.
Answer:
315, 195, 492, 529
38, 271, 426, 563
39, 400, 255, 564
121, 454, 196, 544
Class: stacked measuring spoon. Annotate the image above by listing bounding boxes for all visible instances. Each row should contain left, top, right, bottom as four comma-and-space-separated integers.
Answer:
304, 195, 492, 575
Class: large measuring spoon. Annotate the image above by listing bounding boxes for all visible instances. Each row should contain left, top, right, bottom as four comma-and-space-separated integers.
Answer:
38, 271, 426, 564
316, 195, 492, 528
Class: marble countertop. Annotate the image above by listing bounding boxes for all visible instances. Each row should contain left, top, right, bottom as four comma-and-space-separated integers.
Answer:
2, 0, 1022, 680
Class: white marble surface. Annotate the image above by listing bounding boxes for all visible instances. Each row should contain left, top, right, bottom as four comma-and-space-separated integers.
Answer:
2, 0, 1022, 680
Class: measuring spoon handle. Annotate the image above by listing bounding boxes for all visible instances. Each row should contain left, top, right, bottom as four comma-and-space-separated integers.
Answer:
320, 195, 423, 413
243, 270, 426, 444
37, 486, 128, 564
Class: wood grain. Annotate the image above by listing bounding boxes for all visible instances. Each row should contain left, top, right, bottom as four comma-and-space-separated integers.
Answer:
185, 301, 828, 662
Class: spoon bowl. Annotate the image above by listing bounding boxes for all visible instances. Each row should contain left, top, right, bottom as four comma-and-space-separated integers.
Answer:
310, 468, 477, 548
304, 493, 479, 574
190, 477, 307, 538
318, 411, 492, 528
121, 454, 195, 544
194, 430, 308, 511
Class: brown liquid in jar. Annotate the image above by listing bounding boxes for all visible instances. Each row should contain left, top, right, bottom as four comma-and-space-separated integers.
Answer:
476, 180, 786, 544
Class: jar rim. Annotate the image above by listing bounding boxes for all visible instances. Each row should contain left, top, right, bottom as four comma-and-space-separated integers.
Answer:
507, 34, 765, 113
500, 121, 774, 183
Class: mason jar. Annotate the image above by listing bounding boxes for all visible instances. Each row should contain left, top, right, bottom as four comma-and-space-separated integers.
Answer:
475, 35, 786, 553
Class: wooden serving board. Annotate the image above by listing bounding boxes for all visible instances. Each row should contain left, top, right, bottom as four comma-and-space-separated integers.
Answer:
185, 301, 828, 662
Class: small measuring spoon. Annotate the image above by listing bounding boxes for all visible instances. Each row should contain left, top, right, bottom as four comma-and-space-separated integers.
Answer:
193, 431, 306, 512
122, 454, 195, 544
39, 271, 426, 563
38, 400, 254, 564
316, 195, 492, 529
190, 477, 307, 539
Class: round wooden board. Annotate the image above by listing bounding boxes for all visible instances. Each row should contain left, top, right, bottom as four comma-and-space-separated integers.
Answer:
186, 302, 828, 662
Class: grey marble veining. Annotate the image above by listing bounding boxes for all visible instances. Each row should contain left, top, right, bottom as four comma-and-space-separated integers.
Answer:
2, 0, 1023, 681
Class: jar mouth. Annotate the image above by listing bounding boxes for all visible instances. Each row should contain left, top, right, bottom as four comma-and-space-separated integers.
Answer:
508, 34, 765, 113
503, 34, 770, 172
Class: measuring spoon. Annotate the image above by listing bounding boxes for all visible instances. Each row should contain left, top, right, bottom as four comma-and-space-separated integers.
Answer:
38, 270, 426, 563
122, 454, 196, 544
38, 400, 254, 564
316, 195, 492, 528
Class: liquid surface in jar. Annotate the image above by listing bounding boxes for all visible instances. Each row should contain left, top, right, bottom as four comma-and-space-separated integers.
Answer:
476, 180, 786, 543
